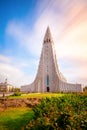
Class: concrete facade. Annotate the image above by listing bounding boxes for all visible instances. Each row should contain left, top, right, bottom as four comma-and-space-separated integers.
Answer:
21, 27, 83, 93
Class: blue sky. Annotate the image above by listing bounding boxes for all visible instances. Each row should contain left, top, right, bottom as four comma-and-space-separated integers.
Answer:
0, 0, 87, 87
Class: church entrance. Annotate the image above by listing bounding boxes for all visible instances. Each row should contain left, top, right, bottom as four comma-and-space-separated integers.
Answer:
47, 86, 50, 92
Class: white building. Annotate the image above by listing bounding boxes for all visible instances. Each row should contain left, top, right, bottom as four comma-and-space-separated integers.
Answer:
21, 27, 83, 93
0, 79, 14, 92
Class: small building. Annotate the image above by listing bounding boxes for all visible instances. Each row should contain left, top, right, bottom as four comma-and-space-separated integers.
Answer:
0, 79, 14, 92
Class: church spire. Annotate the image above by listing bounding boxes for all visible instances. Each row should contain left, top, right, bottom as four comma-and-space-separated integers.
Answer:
44, 26, 52, 43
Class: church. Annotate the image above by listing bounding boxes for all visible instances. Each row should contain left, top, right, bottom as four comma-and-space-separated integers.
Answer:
21, 27, 83, 93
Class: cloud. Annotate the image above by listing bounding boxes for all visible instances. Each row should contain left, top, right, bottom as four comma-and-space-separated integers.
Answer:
56, 22, 87, 60
0, 54, 12, 63
6, 21, 42, 57
0, 62, 33, 87
0, 54, 36, 87
59, 58, 87, 85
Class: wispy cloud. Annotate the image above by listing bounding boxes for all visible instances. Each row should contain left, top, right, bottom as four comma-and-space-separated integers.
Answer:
59, 57, 87, 85
6, 21, 42, 57
0, 54, 37, 87
0, 54, 12, 63
0, 61, 33, 87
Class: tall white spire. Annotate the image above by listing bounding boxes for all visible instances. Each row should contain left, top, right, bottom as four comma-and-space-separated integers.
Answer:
44, 26, 52, 43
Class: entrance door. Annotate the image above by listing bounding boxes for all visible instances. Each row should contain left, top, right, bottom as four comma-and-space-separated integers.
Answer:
47, 86, 49, 92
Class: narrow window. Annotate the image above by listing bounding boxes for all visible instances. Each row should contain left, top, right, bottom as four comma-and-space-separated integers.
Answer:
46, 75, 50, 92
46, 75, 49, 86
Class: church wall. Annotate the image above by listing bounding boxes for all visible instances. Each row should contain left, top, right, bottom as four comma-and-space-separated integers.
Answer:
21, 83, 35, 92
59, 80, 83, 92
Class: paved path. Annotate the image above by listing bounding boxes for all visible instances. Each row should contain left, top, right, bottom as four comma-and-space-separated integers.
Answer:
0, 92, 14, 97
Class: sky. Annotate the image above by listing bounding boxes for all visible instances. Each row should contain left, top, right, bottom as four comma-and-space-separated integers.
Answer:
0, 0, 87, 87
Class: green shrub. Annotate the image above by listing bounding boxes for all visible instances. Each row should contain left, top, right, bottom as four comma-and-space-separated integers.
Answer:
12, 92, 21, 96
26, 94, 87, 130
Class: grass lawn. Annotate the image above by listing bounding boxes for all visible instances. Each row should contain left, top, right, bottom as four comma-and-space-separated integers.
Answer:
0, 93, 65, 130
0, 107, 33, 130
9, 93, 65, 99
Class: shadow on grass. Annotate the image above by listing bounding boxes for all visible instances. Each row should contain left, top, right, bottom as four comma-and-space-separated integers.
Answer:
2, 111, 34, 130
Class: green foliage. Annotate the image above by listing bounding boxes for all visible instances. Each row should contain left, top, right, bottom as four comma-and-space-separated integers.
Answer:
83, 86, 87, 92
26, 94, 87, 130
14, 87, 20, 92
12, 92, 21, 96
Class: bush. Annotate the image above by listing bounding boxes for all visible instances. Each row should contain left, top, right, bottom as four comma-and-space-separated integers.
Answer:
26, 94, 87, 130
12, 92, 21, 96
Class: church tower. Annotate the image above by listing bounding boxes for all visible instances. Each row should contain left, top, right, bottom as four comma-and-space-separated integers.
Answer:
21, 27, 83, 93
33, 26, 66, 92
